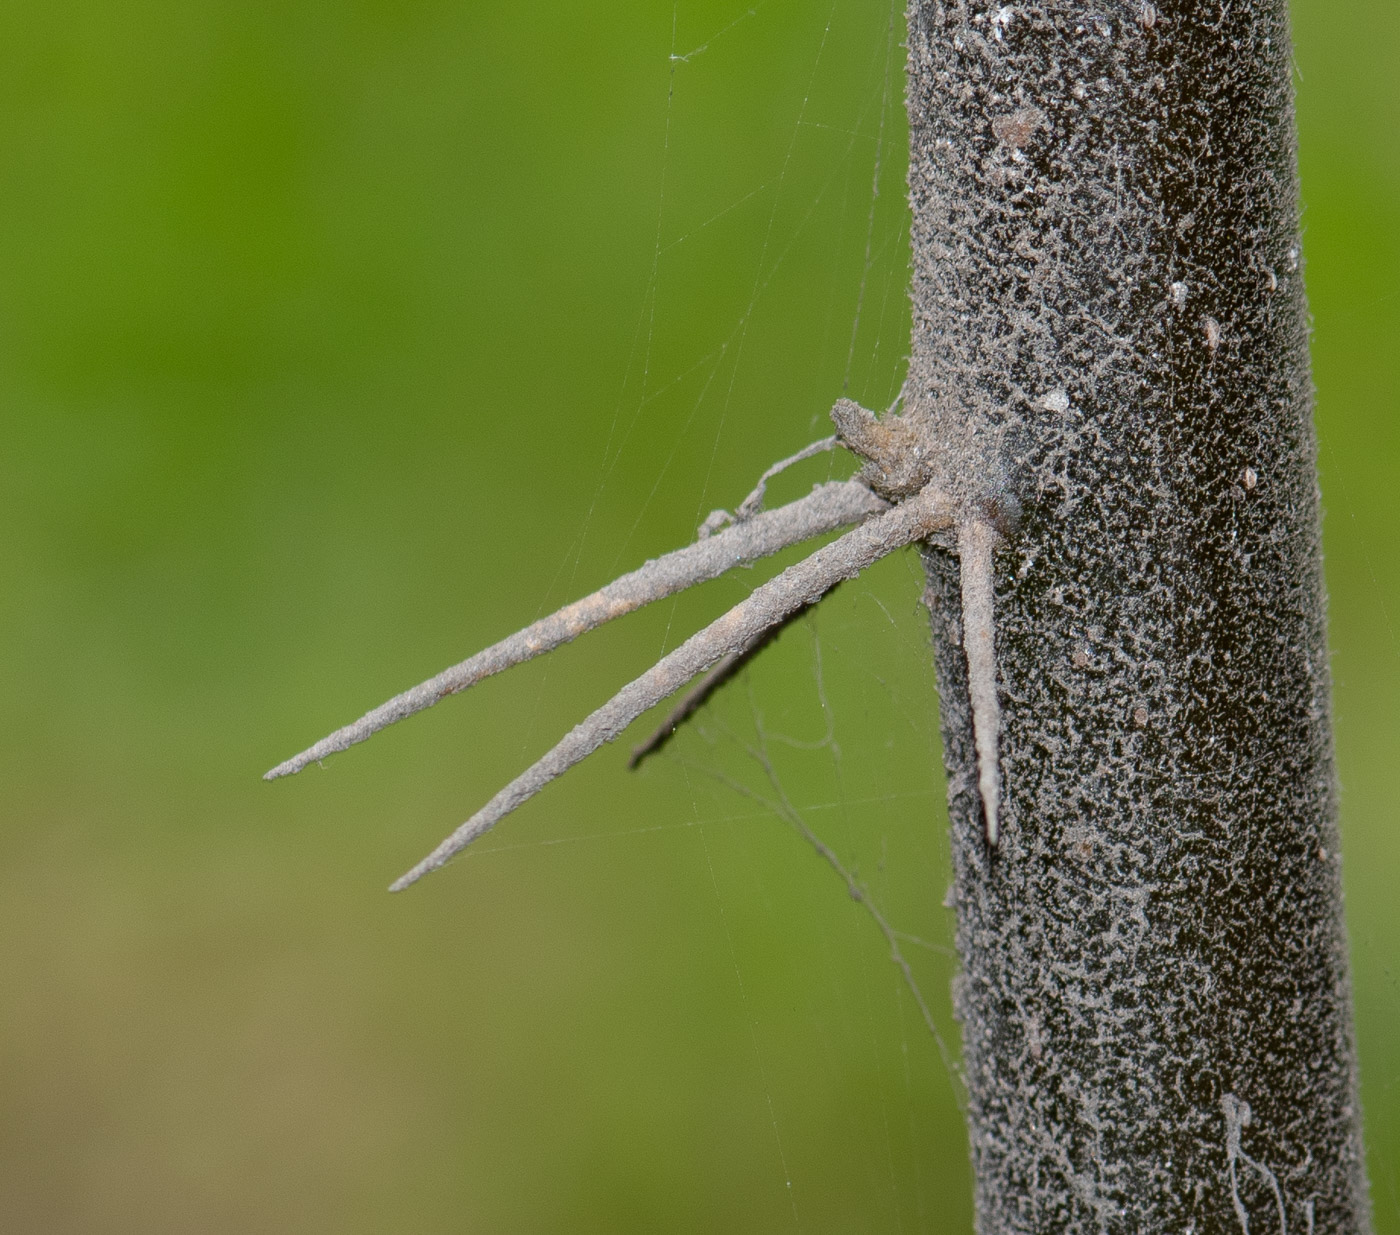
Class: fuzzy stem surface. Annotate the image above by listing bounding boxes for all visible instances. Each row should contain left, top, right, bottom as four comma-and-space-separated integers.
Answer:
905, 0, 1370, 1228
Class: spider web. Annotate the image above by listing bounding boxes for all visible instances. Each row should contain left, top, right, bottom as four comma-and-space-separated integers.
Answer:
454, 3, 973, 1228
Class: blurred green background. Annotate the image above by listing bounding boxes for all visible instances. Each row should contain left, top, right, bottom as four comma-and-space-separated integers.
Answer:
1, 2, 1394, 1230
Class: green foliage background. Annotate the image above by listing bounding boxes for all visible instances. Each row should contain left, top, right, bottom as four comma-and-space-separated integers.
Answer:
2, 2, 1395, 1230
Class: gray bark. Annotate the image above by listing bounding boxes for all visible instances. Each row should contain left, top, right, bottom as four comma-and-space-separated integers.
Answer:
903, 1, 1371, 1231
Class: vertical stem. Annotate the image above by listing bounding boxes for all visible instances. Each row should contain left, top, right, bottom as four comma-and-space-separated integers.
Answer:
905, 1, 1371, 1229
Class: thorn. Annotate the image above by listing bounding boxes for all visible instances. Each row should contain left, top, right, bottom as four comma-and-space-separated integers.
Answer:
263, 479, 885, 781
388, 485, 954, 889
958, 518, 1002, 846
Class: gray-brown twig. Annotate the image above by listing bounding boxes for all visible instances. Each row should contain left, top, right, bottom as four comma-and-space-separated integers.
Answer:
734, 435, 839, 521
388, 483, 954, 890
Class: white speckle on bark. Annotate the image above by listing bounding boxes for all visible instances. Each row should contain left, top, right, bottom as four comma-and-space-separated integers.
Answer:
1041, 387, 1071, 414
1170, 281, 1190, 309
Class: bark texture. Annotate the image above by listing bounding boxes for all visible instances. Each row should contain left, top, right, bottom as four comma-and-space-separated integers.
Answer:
904, 1, 1371, 1230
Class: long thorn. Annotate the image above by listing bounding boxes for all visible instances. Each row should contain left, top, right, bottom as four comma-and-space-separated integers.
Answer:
389, 484, 954, 890
265, 479, 884, 780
